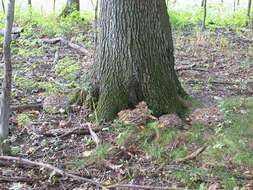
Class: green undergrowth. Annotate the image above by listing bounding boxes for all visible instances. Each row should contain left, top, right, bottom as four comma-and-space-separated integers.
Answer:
80, 96, 253, 189
204, 97, 253, 168
15, 8, 93, 38
169, 4, 248, 30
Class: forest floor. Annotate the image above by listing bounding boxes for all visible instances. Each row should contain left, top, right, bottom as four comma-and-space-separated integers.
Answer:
1, 19, 253, 190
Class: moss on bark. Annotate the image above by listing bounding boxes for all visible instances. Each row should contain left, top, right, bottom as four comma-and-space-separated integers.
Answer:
95, 0, 188, 121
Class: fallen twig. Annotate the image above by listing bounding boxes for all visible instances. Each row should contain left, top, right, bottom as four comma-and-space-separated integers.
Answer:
41, 37, 88, 54
0, 156, 105, 188
53, 49, 60, 64
86, 122, 100, 146
175, 145, 207, 163
107, 184, 178, 190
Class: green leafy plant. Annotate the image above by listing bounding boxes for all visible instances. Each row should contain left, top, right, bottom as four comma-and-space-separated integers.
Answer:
17, 113, 32, 127
55, 57, 81, 81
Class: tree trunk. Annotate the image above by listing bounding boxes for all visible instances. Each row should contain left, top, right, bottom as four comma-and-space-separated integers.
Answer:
234, 0, 236, 12
60, 0, 80, 17
0, 0, 15, 154
95, 0, 187, 121
28, 0, 32, 15
1, 0, 5, 14
202, 0, 207, 30
201, 0, 204, 7
247, 0, 252, 26
53, 0, 56, 14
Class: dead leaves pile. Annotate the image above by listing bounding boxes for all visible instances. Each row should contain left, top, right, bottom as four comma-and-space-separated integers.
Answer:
117, 101, 184, 128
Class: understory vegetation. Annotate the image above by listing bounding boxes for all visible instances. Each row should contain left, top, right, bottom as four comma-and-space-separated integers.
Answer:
169, 5, 248, 29
1, 2, 253, 190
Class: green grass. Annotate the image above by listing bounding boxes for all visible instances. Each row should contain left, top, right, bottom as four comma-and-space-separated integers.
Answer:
204, 97, 253, 168
113, 97, 253, 189
15, 8, 93, 38
116, 121, 178, 161
55, 56, 81, 81
169, 4, 248, 30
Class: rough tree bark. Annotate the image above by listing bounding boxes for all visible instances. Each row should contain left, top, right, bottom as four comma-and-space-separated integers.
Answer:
95, 0, 187, 121
60, 0, 80, 17
0, 0, 15, 154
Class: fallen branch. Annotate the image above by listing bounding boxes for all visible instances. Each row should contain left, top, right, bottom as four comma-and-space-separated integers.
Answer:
0, 156, 105, 188
176, 145, 207, 163
0, 176, 39, 184
41, 37, 62, 44
176, 63, 196, 71
41, 37, 88, 54
0, 156, 178, 190
107, 184, 179, 190
11, 103, 43, 112
0, 27, 23, 35
44, 126, 105, 138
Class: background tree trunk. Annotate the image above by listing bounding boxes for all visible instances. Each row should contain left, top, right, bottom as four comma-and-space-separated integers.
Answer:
201, 0, 204, 7
202, 0, 207, 30
95, 0, 187, 121
247, 0, 252, 26
1, 0, 5, 14
53, 0, 56, 14
60, 0, 80, 17
28, 0, 32, 15
0, 0, 15, 154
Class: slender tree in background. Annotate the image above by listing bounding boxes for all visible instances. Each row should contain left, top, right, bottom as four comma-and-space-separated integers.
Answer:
28, 0, 32, 15
95, 0, 187, 121
202, 0, 207, 30
94, 0, 98, 46
53, 0, 56, 14
0, 0, 15, 154
247, 0, 252, 26
234, 0, 236, 12
60, 0, 80, 17
1, 0, 5, 14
